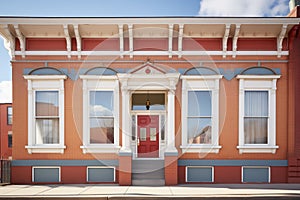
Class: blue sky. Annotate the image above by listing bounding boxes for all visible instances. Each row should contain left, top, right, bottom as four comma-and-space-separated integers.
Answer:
0, 0, 291, 102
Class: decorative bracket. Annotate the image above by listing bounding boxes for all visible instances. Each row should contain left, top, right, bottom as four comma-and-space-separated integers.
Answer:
232, 24, 240, 58
14, 24, 26, 58
63, 24, 71, 58
0, 24, 15, 58
118, 24, 124, 58
222, 24, 230, 58
73, 24, 81, 59
178, 24, 184, 58
168, 24, 173, 58
277, 24, 287, 58
128, 24, 133, 58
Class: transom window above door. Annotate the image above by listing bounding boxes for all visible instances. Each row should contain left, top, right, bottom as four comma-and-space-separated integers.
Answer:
131, 93, 165, 110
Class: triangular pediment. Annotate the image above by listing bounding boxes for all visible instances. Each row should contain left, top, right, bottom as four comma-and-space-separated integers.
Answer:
129, 62, 166, 75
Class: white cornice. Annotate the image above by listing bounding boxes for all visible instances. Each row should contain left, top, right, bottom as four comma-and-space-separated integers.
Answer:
14, 50, 290, 57
0, 17, 299, 25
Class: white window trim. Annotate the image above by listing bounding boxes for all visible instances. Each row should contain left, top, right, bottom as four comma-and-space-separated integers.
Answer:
237, 75, 281, 154
180, 75, 222, 153
185, 166, 214, 183
80, 75, 120, 154
86, 166, 116, 182
32, 166, 61, 182
241, 166, 271, 183
24, 75, 67, 154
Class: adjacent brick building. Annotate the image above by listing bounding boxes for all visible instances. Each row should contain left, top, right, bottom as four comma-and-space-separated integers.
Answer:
0, 103, 12, 160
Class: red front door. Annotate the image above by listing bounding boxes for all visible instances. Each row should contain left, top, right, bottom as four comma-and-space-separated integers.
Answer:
137, 115, 159, 158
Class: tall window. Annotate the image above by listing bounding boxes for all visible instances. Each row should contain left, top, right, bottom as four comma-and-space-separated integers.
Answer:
181, 74, 222, 153
80, 74, 120, 154
35, 91, 59, 144
24, 75, 66, 154
237, 74, 280, 154
187, 91, 212, 144
89, 91, 114, 144
7, 106, 12, 125
244, 91, 268, 144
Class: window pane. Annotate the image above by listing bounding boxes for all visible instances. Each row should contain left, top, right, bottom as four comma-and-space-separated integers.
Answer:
245, 91, 268, 116
36, 91, 59, 117
150, 128, 157, 141
35, 119, 59, 144
140, 128, 146, 141
131, 115, 136, 141
160, 115, 165, 140
8, 116, 12, 125
7, 107, 12, 124
90, 91, 113, 116
187, 118, 212, 144
188, 91, 211, 116
89, 117, 114, 144
7, 107, 12, 115
8, 134, 12, 148
244, 117, 268, 144
132, 93, 165, 110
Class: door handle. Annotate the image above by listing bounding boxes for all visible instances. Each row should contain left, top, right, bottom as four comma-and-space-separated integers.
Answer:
137, 138, 140, 146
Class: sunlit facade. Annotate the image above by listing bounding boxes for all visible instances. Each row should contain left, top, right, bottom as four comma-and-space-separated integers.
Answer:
0, 13, 300, 184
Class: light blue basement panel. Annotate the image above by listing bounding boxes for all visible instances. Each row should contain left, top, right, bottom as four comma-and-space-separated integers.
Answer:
87, 167, 115, 182
186, 167, 213, 182
33, 167, 60, 182
243, 167, 270, 183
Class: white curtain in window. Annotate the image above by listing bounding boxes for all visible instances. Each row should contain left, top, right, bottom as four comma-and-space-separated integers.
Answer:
36, 119, 59, 144
244, 91, 268, 144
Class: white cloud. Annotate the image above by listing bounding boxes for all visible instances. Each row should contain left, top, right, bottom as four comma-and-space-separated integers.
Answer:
0, 81, 12, 103
198, 0, 289, 17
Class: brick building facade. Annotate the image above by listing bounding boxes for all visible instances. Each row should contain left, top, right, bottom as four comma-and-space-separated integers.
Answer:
0, 10, 300, 184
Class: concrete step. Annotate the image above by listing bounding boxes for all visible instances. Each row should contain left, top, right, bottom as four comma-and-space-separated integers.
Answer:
132, 160, 164, 173
132, 178, 165, 186
132, 159, 165, 185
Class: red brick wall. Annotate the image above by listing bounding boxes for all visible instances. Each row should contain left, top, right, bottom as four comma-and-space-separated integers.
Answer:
165, 156, 178, 185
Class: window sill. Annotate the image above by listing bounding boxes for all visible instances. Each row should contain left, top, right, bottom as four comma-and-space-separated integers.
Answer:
237, 145, 279, 154
26, 145, 66, 154
80, 145, 121, 154
180, 145, 222, 153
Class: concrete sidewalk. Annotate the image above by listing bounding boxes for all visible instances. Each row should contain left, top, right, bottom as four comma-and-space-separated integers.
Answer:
0, 184, 299, 199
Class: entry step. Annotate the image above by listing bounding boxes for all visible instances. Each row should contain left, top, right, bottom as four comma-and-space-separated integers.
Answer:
132, 160, 165, 185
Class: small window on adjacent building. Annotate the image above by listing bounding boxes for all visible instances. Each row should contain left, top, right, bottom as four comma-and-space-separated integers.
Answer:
8, 131, 12, 148
7, 106, 12, 125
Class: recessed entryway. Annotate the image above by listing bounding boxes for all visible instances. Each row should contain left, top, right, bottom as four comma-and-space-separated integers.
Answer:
131, 92, 166, 159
